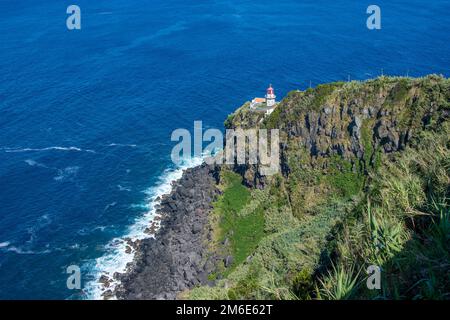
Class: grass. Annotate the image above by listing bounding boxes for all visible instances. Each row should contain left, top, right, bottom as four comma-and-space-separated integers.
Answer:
189, 76, 450, 301
386, 78, 410, 106
361, 119, 374, 170
214, 170, 265, 273
264, 103, 282, 129
308, 82, 345, 110
321, 155, 364, 198
366, 200, 409, 265
224, 113, 235, 129
317, 122, 450, 299
230, 206, 265, 267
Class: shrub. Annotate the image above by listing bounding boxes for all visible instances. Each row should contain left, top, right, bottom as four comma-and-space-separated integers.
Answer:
292, 268, 315, 300
317, 262, 361, 300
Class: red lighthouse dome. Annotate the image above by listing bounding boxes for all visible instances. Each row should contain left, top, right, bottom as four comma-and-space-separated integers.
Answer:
267, 84, 274, 95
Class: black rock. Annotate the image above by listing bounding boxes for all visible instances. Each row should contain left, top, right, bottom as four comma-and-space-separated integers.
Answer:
224, 255, 234, 268
112, 164, 222, 300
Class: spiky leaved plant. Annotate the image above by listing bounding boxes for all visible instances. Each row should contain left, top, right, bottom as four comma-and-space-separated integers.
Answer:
316, 262, 361, 300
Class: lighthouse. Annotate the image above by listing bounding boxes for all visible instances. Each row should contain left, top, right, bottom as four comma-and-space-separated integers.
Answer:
265, 84, 276, 107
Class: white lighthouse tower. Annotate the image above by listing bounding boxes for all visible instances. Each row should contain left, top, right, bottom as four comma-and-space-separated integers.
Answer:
265, 84, 276, 107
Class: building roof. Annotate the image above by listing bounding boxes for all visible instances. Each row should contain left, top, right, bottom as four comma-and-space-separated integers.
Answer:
252, 97, 266, 103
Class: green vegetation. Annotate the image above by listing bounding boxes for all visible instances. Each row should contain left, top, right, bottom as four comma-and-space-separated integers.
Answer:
216, 170, 250, 215
317, 262, 361, 300
310, 82, 345, 110
292, 268, 314, 300
264, 103, 282, 129
322, 123, 450, 299
385, 78, 410, 106
224, 113, 235, 129
227, 264, 262, 300
189, 76, 449, 300
322, 155, 364, 198
212, 170, 265, 273
361, 119, 374, 169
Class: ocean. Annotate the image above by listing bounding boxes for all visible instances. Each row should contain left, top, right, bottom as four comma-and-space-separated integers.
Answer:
0, 0, 448, 299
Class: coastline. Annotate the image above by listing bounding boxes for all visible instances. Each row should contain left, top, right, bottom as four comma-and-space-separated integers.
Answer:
94, 162, 221, 300
84, 157, 206, 300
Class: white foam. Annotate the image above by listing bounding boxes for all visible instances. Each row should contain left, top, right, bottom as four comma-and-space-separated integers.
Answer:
83, 156, 204, 300
25, 159, 38, 166
53, 166, 80, 181
4, 246, 51, 255
104, 202, 117, 212
0, 241, 51, 255
117, 185, 131, 192
107, 143, 137, 148
0, 241, 10, 248
4, 146, 95, 153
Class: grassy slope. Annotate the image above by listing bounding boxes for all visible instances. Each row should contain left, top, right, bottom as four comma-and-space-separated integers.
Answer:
325, 124, 450, 300
209, 171, 265, 276
189, 75, 449, 300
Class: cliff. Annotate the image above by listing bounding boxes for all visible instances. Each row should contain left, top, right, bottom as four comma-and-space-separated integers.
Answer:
101, 164, 221, 299
227, 75, 449, 189
110, 75, 449, 300
188, 75, 450, 300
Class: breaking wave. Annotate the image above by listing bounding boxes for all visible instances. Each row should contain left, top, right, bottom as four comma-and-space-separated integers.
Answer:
83, 156, 204, 300
3, 146, 95, 153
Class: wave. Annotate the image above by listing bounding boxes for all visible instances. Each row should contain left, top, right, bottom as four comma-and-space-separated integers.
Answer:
0, 241, 11, 248
117, 185, 131, 192
24, 159, 48, 168
0, 241, 52, 255
3, 146, 95, 153
54, 166, 80, 181
77, 225, 111, 236
104, 202, 117, 212
25, 214, 52, 245
109, 21, 187, 55
24, 159, 80, 182
106, 143, 137, 148
83, 156, 204, 300
2, 246, 52, 255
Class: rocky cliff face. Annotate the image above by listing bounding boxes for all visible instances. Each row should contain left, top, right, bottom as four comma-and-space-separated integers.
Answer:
227, 75, 449, 187
113, 164, 222, 300
186, 75, 449, 300
114, 76, 449, 300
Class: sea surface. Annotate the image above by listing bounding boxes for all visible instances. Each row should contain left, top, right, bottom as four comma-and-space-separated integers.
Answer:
0, 0, 449, 299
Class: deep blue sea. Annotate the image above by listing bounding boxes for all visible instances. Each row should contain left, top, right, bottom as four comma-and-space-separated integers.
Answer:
0, 0, 449, 299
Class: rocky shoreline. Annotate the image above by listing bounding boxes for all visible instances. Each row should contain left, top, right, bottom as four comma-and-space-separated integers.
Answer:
100, 163, 222, 300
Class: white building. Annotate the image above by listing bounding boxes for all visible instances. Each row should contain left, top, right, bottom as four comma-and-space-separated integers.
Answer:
250, 97, 266, 109
250, 85, 277, 110
265, 84, 276, 107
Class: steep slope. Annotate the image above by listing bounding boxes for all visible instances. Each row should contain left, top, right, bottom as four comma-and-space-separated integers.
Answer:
189, 75, 449, 300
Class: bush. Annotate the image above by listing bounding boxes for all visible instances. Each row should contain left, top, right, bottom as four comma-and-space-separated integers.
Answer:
318, 121, 450, 299
317, 262, 361, 300
322, 156, 364, 198
292, 269, 315, 300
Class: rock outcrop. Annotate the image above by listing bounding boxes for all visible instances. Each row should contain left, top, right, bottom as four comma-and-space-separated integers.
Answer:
226, 76, 449, 187
113, 163, 221, 300
113, 75, 449, 300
